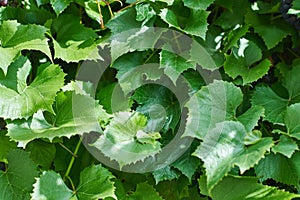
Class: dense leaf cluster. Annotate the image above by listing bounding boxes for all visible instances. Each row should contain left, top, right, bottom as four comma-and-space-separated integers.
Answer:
0, 0, 300, 199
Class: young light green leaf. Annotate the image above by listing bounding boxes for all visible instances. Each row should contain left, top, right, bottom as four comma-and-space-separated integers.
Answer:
7, 91, 110, 146
0, 20, 52, 74
76, 164, 117, 200
255, 152, 300, 186
211, 175, 300, 200
272, 135, 298, 158
152, 166, 179, 184
0, 149, 38, 200
31, 171, 73, 200
159, 8, 209, 40
128, 182, 164, 200
91, 111, 161, 167
0, 60, 65, 120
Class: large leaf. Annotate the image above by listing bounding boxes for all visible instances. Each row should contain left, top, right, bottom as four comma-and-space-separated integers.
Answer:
50, 0, 72, 15
272, 135, 298, 158
76, 164, 116, 200
131, 84, 181, 133
0, 20, 52, 74
193, 121, 273, 191
152, 166, 179, 184
159, 8, 209, 40
31, 171, 73, 200
183, 0, 215, 10
0, 130, 17, 163
183, 80, 263, 139
224, 40, 271, 85
91, 111, 161, 167
7, 91, 110, 146
285, 103, 300, 140
252, 65, 300, 124
211, 175, 300, 200
0, 57, 65, 119
0, 149, 38, 200
128, 182, 163, 200
255, 152, 300, 187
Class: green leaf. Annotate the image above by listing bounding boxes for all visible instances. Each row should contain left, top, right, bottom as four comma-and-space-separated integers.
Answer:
25, 140, 56, 168
285, 103, 300, 140
31, 171, 73, 200
0, 59, 65, 120
76, 164, 116, 200
183, 0, 215, 10
272, 135, 298, 158
224, 40, 271, 84
152, 166, 179, 184
51, 14, 102, 62
211, 175, 300, 200
160, 50, 195, 84
255, 152, 300, 186
159, 8, 209, 40
0, 20, 52, 74
237, 106, 264, 133
112, 51, 163, 95
135, 3, 156, 26
245, 11, 293, 49
0, 131, 17, 163
7, 91, 110, 146
0, 149, 38, 200
128, 182, 163, 200
62, 80, 94, 97
290, 1, 300, 18
183, 80, 243, 139
131, 84, 181, 133
172, 148, 200, 182
50, 0, 72, 15
252, 65, 300, 124
91, 111, 161, 167
193, 121, 246, 191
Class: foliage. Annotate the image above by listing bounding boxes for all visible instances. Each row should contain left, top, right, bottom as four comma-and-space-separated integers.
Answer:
0, 0, 300, 199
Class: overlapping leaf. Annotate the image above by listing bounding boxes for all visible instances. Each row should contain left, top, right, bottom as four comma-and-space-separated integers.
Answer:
0, 20, 52, 74
91, 111, 161, 167
0, 57, 65, 119
7, 91, 110, 145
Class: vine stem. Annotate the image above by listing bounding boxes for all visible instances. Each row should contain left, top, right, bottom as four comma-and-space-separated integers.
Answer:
63, 139, 81, 181
96, 0, 105, 29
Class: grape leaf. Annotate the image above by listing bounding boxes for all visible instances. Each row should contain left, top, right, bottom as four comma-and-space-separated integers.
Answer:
152, 166, 179, 184
50, 0, 72, 15
25, 140, 56, 168
31, 171, 73, 200
0, 58, 65, 120
135, 3, 156, 26
76, 164, 117, 200
131, 84, 181, 133
91, 111, 162, 167
0, 20, 52, 74
183, 0, 215, 10
183, 80, 263, 139
289, 1, 300, 18
245, 11, 293, 49
285, 103, 300, 140
193, 121, 246, 191
272, 135, 298, 158
51, 14, 102, 62
252, 65, 300, 124
7, 91, 110, 146
128, 182, 163, 200
211, 175, 300, 200
224, 40, 271, 84
160, 50, 195, 84
159, 8, 209, 40
193, 121, 273, 191
255, 152, 300, 186
0, 130, 17, 163
0, 149, 38, 200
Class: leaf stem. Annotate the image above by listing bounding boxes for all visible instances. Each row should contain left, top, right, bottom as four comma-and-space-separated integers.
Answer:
96, 0, 105, 29
66, 176, 76, 191
59, 142, 78, 158
63, 139, 81, 181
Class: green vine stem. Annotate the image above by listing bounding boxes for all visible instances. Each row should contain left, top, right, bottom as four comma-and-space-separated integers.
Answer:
63, 139, 81, 181
96, 0, 105, 29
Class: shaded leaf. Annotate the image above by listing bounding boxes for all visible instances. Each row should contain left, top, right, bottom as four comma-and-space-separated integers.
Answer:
272, 135, 298, 158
